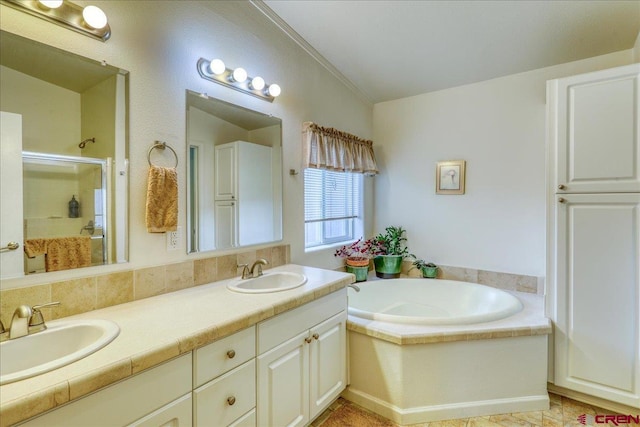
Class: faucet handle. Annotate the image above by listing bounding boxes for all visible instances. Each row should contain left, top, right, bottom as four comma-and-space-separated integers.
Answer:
237, 264, 251, 280
29, 302, 61, 332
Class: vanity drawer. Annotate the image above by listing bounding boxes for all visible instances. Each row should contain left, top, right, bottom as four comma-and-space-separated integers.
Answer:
193, 359, 256, 427
194, 326, 255, 387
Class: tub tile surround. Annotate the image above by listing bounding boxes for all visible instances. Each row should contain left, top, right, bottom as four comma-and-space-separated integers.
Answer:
400, 261, 543, 295
0, 262, 352, 426
0, 244, 290, 328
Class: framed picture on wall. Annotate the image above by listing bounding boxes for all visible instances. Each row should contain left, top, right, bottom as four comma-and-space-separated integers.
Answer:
436, 160, 466, 195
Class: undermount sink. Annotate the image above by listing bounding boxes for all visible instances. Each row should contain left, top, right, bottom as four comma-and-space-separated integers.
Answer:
227, 272, 308, 294
0, 319, 120, 385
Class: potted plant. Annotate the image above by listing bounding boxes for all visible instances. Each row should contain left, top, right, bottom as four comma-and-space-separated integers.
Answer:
411, 259, 439, 279
334, 238, 373, 282
370, 226, 411, 279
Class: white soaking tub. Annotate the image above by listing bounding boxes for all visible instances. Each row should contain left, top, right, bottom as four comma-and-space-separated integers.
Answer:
344, 279, 551, 425
348, 279, 523, 325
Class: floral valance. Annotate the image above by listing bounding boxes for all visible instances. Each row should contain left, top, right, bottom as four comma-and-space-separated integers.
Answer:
302, 121, 379, 175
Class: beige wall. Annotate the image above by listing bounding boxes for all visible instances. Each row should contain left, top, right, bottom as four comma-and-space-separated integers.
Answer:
0, 1, 372, 289
0, 65, 81, 156
634, 31, 640, 62
81, 75, 117, 160
373, 50, 635, 277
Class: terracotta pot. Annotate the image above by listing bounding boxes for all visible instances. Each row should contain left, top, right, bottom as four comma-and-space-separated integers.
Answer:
346, 257, 370, 267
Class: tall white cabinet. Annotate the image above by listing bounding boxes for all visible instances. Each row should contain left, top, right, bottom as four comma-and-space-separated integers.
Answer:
214, 141, 274, 249
547, 63, 640, 408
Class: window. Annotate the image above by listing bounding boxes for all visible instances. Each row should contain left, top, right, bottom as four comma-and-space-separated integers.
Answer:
304, 168, 363, 248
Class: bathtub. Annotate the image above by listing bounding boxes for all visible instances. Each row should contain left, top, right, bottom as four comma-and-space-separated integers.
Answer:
348, 279, 523, 325
344, 278, 551, 424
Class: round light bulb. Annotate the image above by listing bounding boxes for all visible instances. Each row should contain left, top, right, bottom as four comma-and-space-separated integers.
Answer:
209, 59, 226, 75
38, 0, 63, 8
250, 76, 265, 91
267, 83, 281, 97
82, 5, 108, 29
231, 67, 247, 83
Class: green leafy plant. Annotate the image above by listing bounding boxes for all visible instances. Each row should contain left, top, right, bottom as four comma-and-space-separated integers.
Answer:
371, 226, 411, 257
411, 259, 437, 270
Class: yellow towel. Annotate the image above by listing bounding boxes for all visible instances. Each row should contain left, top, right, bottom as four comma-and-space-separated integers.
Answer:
45, 236, 92, 272
24, 239, 47, 258
145, 166, 178, 233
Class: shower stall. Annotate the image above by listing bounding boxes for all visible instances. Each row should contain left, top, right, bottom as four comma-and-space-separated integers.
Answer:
22, 151, 109, 274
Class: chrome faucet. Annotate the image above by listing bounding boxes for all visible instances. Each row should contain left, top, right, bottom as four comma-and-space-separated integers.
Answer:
6, 302, 60, 340
250, 259, 268, 277
348, 284, 361, 292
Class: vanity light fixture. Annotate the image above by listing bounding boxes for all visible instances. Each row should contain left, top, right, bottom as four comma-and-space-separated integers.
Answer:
1, 0, 111, 41
197, 57, 281, 102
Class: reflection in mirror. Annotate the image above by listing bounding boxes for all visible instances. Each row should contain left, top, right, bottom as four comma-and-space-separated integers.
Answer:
186, 90, 282, 253
0, 31, 128, 278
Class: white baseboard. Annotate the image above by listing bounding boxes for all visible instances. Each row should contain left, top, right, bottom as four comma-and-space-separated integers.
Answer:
341, 387, 550, 425
547, 383, 640, 414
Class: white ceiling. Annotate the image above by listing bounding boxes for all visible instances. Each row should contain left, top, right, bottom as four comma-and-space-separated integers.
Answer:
258, 0, 640, 103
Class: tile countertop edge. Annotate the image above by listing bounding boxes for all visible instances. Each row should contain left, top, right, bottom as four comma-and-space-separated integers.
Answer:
0, 264, 354, 426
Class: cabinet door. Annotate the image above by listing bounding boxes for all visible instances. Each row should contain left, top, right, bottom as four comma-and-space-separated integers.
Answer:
553, 193, 640, 407
309, 311, 347, 419
257, 331, 309, 427
215, 143, 236, 200
215, 201, 236, 249
549, 63, 640, 193
128, 394, 192, 427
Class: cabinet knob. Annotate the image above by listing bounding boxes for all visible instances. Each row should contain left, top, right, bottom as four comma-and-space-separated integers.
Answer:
558, 184, 566, 190
227, 396, 236, 406
304, 337, 312, 344
312, 333, 319, 340
226, 350, 236, 359
558, 198, 566, 204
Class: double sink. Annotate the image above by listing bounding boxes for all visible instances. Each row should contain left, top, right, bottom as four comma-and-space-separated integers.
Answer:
0, 271, 307, 385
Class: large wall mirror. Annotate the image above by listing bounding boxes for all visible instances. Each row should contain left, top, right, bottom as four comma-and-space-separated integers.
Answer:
0, 31, 129, 278
186, 90, 282, 253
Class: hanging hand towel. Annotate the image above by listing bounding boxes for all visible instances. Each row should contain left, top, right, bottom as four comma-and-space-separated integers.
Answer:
45, 236, 92, 272
145, 165, 178, 233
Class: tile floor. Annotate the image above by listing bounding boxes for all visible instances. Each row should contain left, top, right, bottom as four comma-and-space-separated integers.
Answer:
314, 393, 636, 427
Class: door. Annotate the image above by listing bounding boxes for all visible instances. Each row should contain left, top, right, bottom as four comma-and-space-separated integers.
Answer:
309, 311, 347, 419
214, 201, 236, 250
553, 193, 640, 407
257, 331, 309, 427
549, 63, 640, 194
215, 143, 236, 200
0, 111, 24, 279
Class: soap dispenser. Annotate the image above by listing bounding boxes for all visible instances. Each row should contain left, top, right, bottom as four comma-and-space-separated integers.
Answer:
68, 195, 79, 218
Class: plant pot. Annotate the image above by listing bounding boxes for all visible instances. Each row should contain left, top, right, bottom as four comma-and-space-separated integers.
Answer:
373, 255, 403, 279
346, 257, 370, 267
421, 266, 439, 279
345, 265, 369, 282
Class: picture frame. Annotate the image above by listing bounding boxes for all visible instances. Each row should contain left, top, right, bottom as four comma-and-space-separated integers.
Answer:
436, 160, 466, 195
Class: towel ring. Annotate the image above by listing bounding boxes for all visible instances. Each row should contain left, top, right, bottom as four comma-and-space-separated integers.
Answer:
148, 141, 178, 168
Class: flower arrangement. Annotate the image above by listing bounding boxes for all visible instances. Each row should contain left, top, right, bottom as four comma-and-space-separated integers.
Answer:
334, 238, 376, 266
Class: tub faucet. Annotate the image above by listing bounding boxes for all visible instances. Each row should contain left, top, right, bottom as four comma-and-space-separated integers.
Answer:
250, 259, 268, 277
348, 284, 361, 292
8, 305, 32, 339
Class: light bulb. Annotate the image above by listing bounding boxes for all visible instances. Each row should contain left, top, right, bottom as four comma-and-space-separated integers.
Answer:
250, 76, 265, 91
209, 59, 225, 75
231, 67, 247, 83
38, 0, 63, 8
82, 5, 108, 29
267, 84, 281, 97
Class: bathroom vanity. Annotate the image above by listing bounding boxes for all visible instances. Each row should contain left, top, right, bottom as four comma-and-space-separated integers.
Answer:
0, 265, 352, 427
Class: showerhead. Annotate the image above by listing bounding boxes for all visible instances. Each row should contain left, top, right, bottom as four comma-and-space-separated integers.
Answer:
79, 137, 96, 149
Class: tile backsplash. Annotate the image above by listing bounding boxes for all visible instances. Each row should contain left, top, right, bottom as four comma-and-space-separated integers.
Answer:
0, 244, 290, 327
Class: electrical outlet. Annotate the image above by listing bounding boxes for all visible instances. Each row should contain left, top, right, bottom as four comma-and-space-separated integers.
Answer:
166, 226, 181, 251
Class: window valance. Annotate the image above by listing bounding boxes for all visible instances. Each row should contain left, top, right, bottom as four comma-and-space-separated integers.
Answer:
302, 121, 379, 175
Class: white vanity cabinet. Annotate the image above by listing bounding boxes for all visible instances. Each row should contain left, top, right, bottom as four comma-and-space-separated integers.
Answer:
20, 354, 193, 427
193, 326, 257, 427
256, 290, 347, 427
